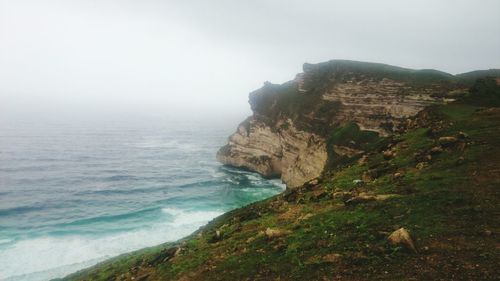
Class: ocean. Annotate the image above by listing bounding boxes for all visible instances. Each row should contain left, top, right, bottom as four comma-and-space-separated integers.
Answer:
0, 120, 285, 281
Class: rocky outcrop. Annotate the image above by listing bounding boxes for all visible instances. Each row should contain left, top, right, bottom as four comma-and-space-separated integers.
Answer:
218, 60, 468, 188
217, 117, 327, 188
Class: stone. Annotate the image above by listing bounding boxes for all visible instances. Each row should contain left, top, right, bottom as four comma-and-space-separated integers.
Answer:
208, 230, 223, 243
298, 213, 313, 221
362, 171, 374, 182
174, 247, 182, 256
345, 192, 400, 205
387, 228, 417, 253
393, 172, 403, 179
309, 189, 328, 201
375, 194, 401, 200
332, 191, 351, 200
150, 247, 179, 265
438, 136, 458, 146
323, 253, 342, 263
136, 274, 150, 281
416, 162, 428, 170
307, 178, 319, 186
430, 146, 444, 154
383, 150, 396, 160
265, 228, 291, 238
345, 193, 376, 204
358, 155, 369, 165
352, 179, 364, 186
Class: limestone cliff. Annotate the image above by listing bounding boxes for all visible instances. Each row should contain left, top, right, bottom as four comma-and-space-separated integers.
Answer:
217, 60, 468, 188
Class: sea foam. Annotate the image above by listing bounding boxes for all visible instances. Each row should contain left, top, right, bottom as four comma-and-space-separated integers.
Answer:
0, 208, 222, 281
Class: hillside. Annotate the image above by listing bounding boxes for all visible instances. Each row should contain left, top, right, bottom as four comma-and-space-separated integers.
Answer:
62, 61, 500, 281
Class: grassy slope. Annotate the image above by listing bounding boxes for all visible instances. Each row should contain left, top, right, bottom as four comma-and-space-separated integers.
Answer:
62, 101, 500, 281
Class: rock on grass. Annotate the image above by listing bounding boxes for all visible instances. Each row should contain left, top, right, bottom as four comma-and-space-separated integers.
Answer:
388, 227, 417, 253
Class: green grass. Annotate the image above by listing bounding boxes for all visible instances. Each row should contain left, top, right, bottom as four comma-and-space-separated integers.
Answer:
63, 101, 500, 281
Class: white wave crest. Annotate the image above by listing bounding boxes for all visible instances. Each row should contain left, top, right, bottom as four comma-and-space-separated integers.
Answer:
0, 208, 223, 281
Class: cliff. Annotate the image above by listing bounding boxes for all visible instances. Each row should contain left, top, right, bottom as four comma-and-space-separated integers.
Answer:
217, 60, 469, 188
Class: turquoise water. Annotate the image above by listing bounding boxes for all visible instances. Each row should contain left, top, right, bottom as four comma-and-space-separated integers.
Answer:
0, 121, 284, 281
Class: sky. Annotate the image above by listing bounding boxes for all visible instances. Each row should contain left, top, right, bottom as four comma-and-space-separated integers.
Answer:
1, 0, 500, 125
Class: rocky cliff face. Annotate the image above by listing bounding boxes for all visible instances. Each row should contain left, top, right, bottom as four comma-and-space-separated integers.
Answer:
217, 117, 328, 188
217, 60, 468, 188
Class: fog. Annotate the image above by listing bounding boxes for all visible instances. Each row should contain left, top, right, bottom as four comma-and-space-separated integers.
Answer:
1, 0, 499, 125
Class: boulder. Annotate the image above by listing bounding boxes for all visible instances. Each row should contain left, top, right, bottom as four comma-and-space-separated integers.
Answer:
387, 228, 417, 253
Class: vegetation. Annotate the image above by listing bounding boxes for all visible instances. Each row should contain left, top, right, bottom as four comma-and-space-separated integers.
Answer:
61, 70, 500, 280
456, 69, 500, 85
325, 122, 385, 170
462, 77, 500, 106
304, 60, 458, 84
63, 93, 500, 280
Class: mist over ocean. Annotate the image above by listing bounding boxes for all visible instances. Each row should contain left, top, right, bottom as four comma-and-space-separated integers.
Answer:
0, 120, 284, 281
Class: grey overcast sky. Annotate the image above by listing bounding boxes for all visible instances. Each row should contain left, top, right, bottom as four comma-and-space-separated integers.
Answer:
1, 0, 500, 124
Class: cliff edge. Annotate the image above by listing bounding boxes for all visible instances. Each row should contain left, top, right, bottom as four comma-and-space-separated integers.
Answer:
217, 60, 468, 188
